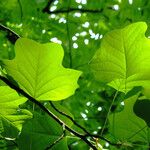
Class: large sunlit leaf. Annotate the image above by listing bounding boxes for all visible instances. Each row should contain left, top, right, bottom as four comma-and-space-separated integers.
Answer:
0, 86, 32, 131
3, 38, 82, 101
90, 22, 150, 92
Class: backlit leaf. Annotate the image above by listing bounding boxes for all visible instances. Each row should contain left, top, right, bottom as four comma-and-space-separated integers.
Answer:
3, 38, 82, 101
90, 22, 150, 93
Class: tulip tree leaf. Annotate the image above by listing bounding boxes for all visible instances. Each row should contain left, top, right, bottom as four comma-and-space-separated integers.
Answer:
109, 95, 150, 149
90, 22, 150, 93
3, 38, 82, 101
0, 86, 32, 131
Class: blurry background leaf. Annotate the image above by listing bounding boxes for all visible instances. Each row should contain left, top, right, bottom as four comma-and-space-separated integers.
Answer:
1, 0, 150, 149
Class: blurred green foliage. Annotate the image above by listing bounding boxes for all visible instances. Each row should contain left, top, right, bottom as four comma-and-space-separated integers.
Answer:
1, 0, 150, 149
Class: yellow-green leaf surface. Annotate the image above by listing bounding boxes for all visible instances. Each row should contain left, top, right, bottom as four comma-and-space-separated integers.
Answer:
3, 38, 82, 101
90, 22, 150, 92
0, 86, 32, 131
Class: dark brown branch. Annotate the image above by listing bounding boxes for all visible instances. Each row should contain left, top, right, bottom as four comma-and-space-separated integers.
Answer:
49, 102, 121, 147
0, 24, 20, 44
0, 75, 97, 150
42, 0, 55, 13
45, 132, 65, 150
43, 8, 104, 14
50, 101, 91, 135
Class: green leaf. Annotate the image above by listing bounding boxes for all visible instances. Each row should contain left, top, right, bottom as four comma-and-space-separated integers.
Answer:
18, 112, 68, 150
3, 38, 82, 101
90, 22, 150, 92
109, 95, 150, 148
0, 86, 32, 131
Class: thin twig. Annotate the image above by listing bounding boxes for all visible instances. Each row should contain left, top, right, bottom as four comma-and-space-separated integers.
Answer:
49, 102, 120, 146
127, 125, 147, 140
0, 75, 97, 150
100, 90, 119, 136
45, 123, 66, 149
66, 0, 72, 68
42, 0, 55, 13
87, 134, 121, 147
0, 24, 20, 44
44, 8, 104, 14
0, 136, 18, 148
49, 101, 91, 135
17, 0, 23, 21
45, 133, 65, 150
